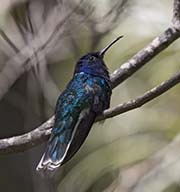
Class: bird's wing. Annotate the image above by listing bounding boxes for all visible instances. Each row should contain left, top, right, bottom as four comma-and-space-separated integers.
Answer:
62, 110, 96, 164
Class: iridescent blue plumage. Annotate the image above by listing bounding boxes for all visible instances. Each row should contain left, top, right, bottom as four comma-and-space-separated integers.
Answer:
36, 36, 123, 174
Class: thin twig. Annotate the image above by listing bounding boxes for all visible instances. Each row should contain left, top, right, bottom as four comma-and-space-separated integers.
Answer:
98, 71, 180, 121
0, 29, 19, 53
110, 27, 180, 88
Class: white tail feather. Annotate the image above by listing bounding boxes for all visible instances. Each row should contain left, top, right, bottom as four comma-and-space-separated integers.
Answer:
36, 108, 90, 175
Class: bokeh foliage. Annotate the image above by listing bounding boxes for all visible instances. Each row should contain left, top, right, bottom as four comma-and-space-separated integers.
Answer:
0, 0, 180, 192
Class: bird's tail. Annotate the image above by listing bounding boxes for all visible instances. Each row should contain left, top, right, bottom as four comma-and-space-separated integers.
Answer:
36, 134, 67, 176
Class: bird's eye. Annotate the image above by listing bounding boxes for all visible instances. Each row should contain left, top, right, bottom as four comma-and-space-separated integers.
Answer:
89, 56, 95, 61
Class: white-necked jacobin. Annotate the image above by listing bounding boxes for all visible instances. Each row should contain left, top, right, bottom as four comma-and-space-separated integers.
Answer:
36, 36, 123, 174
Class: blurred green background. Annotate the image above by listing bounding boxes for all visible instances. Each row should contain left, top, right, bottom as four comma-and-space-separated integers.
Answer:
0, 0, 180, 192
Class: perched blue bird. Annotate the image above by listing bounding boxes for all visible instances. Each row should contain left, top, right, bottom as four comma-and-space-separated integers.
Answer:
36, 36, 123, 174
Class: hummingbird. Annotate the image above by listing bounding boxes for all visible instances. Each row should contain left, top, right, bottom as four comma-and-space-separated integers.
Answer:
36, 36, 123, 174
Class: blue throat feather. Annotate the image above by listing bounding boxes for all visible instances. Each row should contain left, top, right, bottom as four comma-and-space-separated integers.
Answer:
36, 36, 123, 175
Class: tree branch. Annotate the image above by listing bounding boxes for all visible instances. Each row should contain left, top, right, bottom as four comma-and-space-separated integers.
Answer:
172, 0, 180, 31
98, 71, 180, 121
110, 27, 180, 88
110, 0, 180, 89
0, 117, 54, 154
0, 70, 180, 154
0, 0, 180, 155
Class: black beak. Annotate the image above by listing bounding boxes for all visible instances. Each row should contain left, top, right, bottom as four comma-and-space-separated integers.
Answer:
98, 35, 123, 57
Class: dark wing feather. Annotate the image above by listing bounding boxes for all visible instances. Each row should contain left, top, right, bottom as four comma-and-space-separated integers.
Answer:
62, 110, 96, 164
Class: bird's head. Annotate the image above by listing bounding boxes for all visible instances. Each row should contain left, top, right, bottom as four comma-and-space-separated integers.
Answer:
74, 36, 123, 80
